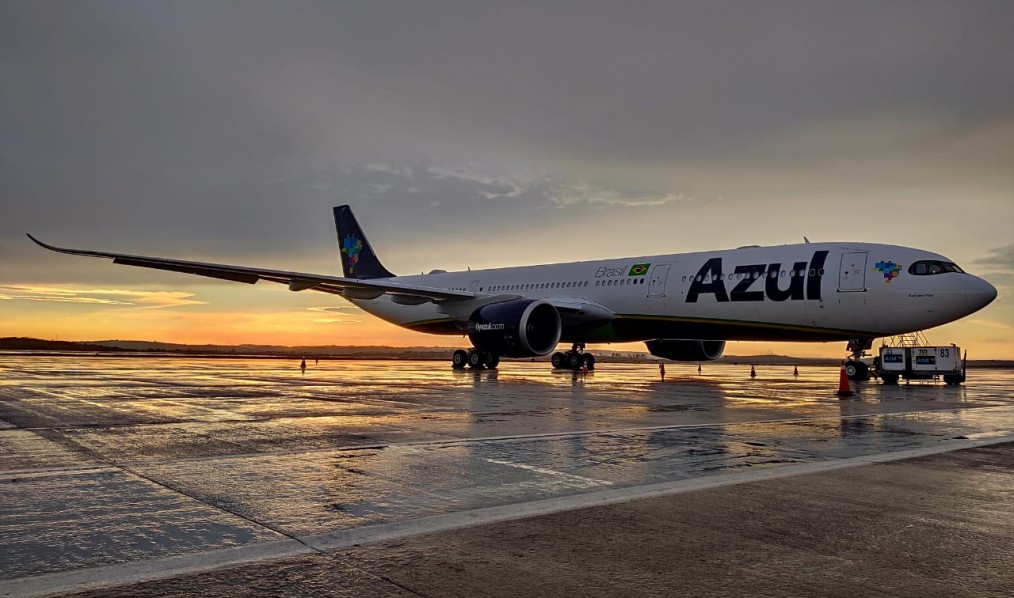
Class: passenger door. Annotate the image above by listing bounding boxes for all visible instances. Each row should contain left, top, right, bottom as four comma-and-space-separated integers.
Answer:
647, 264, 671, 298
838, 252, 867, 292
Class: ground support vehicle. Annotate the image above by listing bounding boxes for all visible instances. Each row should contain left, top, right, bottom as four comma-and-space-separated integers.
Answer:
876, 345, 966, 385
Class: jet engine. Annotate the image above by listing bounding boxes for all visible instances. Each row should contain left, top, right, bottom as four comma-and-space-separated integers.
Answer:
467, 299, 562, 358
645, 339, 726, 361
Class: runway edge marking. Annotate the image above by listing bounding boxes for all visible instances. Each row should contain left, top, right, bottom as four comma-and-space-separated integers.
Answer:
6, 434, 1012, 598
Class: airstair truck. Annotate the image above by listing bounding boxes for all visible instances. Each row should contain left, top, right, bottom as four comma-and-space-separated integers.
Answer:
877, 345, 965, 385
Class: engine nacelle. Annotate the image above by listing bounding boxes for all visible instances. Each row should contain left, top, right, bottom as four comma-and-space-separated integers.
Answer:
645, 339, 726, 361
467, 299, 562, 358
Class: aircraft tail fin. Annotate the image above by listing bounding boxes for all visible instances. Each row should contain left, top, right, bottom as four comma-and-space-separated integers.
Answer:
333, 205, 395, 279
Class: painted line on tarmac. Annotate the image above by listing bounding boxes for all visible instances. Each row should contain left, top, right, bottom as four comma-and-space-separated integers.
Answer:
483, 457, 614, 486
9, 434, 1010, 598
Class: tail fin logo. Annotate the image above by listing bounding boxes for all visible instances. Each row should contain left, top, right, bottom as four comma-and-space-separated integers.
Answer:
341, 234, 363, 275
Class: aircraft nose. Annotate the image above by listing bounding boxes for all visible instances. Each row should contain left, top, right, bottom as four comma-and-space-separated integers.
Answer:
966, 275, 998, 313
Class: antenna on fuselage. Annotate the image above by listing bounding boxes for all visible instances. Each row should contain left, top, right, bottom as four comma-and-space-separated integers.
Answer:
803, 236, 811, 244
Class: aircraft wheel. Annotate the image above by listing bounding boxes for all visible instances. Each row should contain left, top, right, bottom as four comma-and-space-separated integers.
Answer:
566, 352, 583, 371
583, 353, 596, 371
484, 353, 500, 369
467, 350, 485, 369
551, 352, 565, 369
844, 361, 863, 380
452, 350, 468, 369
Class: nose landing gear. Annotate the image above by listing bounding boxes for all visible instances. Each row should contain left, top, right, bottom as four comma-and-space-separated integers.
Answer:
844, 337, 872, 381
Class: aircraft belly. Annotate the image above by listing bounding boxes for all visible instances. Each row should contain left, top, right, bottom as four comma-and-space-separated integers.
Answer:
351, 297, 459, 334
601, 317, 852, 342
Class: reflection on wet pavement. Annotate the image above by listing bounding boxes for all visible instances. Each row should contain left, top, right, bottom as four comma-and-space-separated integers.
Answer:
1, 355, 1011, 583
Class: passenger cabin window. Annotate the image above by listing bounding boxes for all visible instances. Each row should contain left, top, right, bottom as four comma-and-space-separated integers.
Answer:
909, 260, 964, 275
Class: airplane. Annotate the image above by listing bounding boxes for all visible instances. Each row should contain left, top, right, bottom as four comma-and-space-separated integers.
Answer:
29, 205, 997, 377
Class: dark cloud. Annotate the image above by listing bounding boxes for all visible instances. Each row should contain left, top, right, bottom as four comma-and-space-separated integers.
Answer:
3, 1, 1013, 280
971, 247, 1014, 296
973, 244, 1014, 269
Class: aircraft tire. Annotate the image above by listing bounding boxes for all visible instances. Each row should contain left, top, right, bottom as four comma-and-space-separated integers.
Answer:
452, 350, 468, 369
566, 352, 582, 370
845, 361, 870, 381
583, 353, 596, 370
551, 352, 564, 369
484, 353, 500, 369
467, 350, 484, 369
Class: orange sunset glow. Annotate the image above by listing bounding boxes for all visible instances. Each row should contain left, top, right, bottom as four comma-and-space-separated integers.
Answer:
3, 275, 1009, 360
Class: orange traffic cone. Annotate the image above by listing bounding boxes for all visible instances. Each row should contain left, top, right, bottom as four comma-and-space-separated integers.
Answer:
836, 366, 853, 398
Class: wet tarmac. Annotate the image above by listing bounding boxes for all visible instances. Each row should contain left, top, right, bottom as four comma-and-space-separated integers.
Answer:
1, 355, 1011, 596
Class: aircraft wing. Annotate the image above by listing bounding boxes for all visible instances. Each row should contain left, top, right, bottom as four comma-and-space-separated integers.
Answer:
545, 297, 616, 323
26, 234, 477, 303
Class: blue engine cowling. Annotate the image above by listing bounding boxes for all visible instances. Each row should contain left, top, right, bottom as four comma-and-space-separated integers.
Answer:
645, 339, 726, 361
467, 299, 562, 358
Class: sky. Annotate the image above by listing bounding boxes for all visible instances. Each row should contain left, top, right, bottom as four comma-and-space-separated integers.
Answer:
2, 1, 1013, 359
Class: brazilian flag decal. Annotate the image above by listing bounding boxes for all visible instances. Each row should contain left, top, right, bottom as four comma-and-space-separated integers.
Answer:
628, 263, 650, 276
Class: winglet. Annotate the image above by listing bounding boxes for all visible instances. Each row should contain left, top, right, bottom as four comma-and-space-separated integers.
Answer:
26, 233, 52, 250
27, 233, 111, 258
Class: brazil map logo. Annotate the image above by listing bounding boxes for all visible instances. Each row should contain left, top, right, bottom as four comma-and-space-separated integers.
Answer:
874, 260, 902, 283
341, 234, 363, 275
628, 263, 650, 276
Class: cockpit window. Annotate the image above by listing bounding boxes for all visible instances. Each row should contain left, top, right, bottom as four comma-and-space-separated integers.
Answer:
908, 260, 964, 275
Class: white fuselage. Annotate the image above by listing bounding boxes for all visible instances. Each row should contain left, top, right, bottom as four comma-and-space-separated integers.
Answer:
351, 242, 996, 344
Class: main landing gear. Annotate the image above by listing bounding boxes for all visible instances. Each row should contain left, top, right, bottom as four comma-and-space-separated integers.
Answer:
451, 343, 596, 372
452, 348, 499, 370
551, 343, 596, 372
